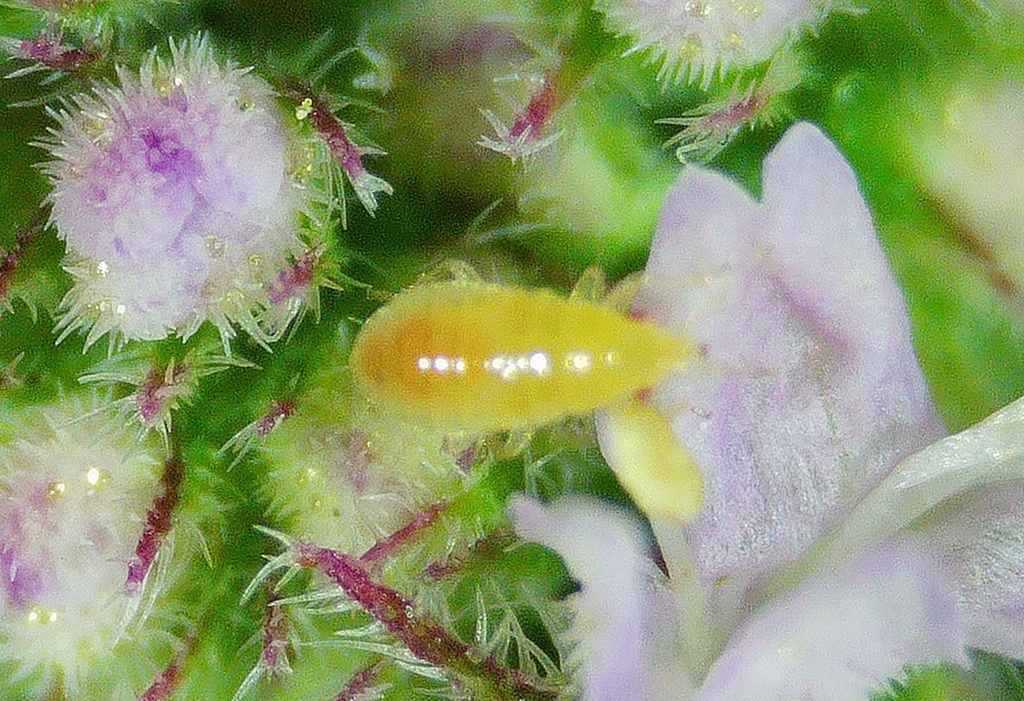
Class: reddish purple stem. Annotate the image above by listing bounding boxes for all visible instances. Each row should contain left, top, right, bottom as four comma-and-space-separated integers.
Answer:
285, 83, 369, 182
260, 592, 291, 672
455, 443, 477, 473
293, 542, 556, 701
359, 501, 448, 568
424, 529, 516, 583
699, 93, 764, 134
125, 457, 184, 596
137, 654, 184, 701
0, 210, 45, 304
14, 35, 100, 74
334, 659, 388, 701
0, 248, 19, 303
136, 633, 196, 701
267, 250, 317, 304
136, 363, 188, 425
509, 73, 557, 141
256, 399, 295, 438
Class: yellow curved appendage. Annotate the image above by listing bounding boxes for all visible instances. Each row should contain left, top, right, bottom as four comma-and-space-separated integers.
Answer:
601, 399, 703, 523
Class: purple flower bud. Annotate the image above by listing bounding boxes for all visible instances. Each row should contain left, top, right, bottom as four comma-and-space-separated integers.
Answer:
41, 35, 309, 348
0, 401, 166, 696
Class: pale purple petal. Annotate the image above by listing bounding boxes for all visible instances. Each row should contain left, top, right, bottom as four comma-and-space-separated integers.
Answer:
806, 395, 1024, 574
42, 36, 307, 346
911, 481, 1024, 660
696, 542, 967, 701
633, 122, 944, 590
509, 495, 660, 701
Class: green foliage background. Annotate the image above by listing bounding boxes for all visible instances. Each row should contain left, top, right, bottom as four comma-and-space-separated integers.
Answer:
2, 0, 1024, 699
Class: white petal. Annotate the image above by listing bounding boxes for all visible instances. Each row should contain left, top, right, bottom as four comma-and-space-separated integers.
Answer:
696, 542, 967, 701
911, 480, 1024, 660
510, 495, 671, 701
810, 395, 1024, 570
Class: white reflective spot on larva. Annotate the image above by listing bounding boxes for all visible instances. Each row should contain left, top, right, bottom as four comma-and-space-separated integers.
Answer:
566, 352, 593, 373
486, 355, 514, 381
416, 355, 469, 375
529, 352, 551, 375
485, 352, 554, 381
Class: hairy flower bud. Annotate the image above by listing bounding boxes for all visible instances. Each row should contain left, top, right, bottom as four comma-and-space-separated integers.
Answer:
0, 399, 168, 697
260, 366, 464, 556
594, 0, 830, 84
41, 35, 310, 349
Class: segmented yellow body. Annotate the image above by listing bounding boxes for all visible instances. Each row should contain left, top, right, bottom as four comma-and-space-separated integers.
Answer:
349, 281, 694, 432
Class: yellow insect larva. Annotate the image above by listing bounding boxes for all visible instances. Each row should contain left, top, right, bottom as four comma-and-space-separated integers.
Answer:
348, 280, 696, 433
